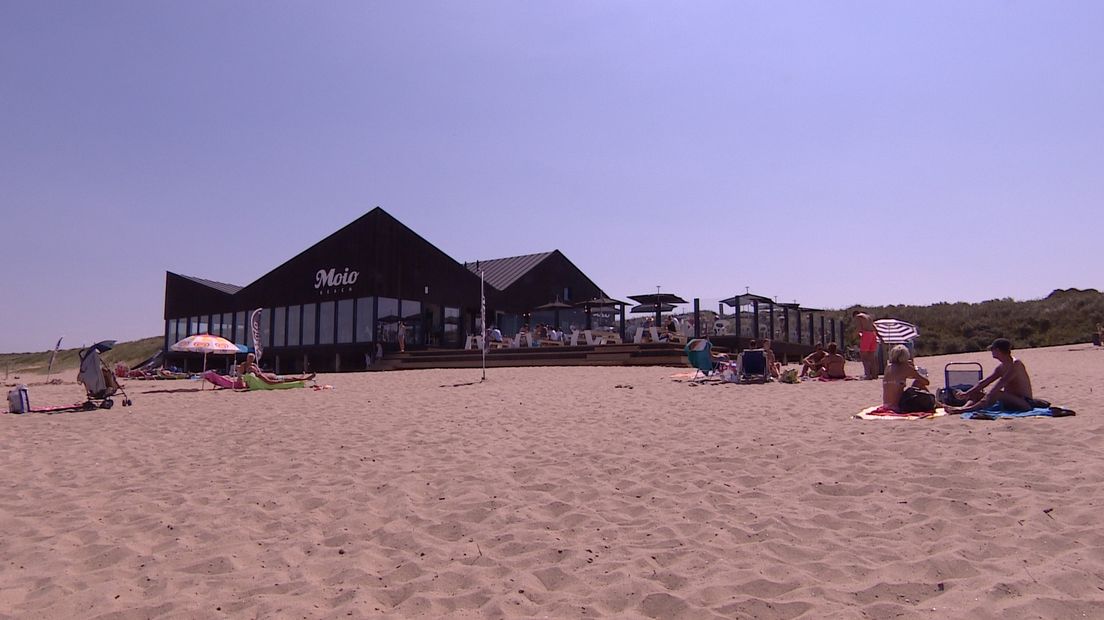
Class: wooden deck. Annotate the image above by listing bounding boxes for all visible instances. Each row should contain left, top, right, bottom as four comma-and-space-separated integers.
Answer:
369, 342, 697, 371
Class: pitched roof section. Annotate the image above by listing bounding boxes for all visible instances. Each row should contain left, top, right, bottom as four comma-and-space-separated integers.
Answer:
466, 252, 555, 291
178, 274, 243, 296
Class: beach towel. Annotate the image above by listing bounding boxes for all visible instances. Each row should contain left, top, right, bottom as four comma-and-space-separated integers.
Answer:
817, 375, 857, 382
203, 370, 245, 390
854, 405, 948, 420
961, 404, 1076, 420
242, 373, 306, 391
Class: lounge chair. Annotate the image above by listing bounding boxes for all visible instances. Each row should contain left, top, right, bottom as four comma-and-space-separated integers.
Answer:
203, 370, 245, 390
242, 373, 306, 390
735, 348, 771, 383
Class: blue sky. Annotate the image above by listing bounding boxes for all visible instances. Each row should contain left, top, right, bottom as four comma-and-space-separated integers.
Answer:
2, 1, 1101, 352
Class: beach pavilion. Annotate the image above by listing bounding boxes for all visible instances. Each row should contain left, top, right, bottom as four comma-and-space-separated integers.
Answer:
162, 208, 609, 373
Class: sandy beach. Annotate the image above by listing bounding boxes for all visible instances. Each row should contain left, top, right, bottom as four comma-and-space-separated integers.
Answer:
2, 344, 1102, 618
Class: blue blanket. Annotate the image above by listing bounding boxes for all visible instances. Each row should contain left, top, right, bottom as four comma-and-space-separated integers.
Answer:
961, 404, 1074, 420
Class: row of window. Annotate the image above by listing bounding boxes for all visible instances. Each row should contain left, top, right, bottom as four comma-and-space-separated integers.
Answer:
166, 297, 462, 349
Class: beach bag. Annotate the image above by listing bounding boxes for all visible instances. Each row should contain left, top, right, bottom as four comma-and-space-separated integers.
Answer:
937, 388, 966, 406
8, 385, 30, 414
779, 368, 800, 384
899, 386, 936, 413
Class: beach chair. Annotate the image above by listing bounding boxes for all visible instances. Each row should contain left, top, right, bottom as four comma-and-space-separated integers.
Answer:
242, 373, 306, 390
735, 348, 771, 383
685, 339, 724, 379
937, 362, 983, 405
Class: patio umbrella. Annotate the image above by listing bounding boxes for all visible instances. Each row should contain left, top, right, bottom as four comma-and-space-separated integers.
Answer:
535, 298, 573, 329
171, 334, 241, 386
629, 303, 677, 314
873, 319, 919, 344
576, 295, 628, 330
628, 292, 688, 326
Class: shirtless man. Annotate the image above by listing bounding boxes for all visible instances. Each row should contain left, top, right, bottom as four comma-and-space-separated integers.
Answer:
945, 338, 1033, 413
800, 342, 826, 377
852, 310, 880, 379
238, 353, 315, 384
819, 342, 847, 379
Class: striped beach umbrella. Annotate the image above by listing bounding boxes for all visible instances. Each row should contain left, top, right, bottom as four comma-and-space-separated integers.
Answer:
873, 319, 919, 343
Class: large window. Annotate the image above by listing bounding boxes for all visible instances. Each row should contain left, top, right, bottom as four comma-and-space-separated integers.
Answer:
287, 305, 300, 347
259, 309, 271, 347
337, 299, 354, 344
355, 297, 375, 342
302, 303, 316, 346
189, 316, 198, 336
378, 297, 399, 342
319, 301, 335, 344
234, 311, 247, 345
444, 306, 460, 346
198, 315, 209, 335
274, 307, 286, 347
401, 300, 421, 345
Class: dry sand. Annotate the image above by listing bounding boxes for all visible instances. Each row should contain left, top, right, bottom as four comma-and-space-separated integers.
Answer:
2, 344, 1102, 619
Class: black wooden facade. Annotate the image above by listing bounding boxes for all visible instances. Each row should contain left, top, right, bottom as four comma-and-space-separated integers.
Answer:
163, 208, 606, 372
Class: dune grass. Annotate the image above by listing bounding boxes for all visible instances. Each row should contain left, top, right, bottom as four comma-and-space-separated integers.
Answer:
0, 337, 163, 378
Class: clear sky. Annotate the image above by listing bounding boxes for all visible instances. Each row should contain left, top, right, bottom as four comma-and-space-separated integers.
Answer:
2, 1, 1101, 352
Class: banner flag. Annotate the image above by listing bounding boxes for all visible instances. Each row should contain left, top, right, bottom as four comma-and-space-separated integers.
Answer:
46, 336, 63, 378
250, 308, 264, 361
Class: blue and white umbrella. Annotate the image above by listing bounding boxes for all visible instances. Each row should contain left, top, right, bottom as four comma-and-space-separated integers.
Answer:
873, 319, 919, 344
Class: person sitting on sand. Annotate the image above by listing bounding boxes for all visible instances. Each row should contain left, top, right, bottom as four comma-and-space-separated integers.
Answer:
818, 342, 847, 379
761, 338, 782, 378
800, 343, 826, 377
238, 353, 315, 384
882, 344, 929, 410
945, 338, 1036, 413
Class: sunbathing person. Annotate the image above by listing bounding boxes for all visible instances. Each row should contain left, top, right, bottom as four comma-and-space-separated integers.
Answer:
800, 343, 826, 377
882, 345, 929, 410
818, 342, 847, 379
945, 338, 1035, 413
238, 353, 315, 383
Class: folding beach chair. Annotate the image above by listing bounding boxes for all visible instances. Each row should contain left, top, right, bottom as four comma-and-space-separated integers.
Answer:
685, 339, 724, 379
937, 362, 983, 405
735, 348, 771, 383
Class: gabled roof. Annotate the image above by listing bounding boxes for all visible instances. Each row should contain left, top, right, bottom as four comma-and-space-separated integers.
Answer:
466, 251, 555, 291
178, 274, 243, 296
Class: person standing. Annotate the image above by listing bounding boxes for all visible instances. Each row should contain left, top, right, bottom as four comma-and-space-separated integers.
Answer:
397, 321, 407, 352
852, 310, 880, 379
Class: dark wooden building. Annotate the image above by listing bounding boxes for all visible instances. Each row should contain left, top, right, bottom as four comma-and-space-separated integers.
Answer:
163, 208, 607, 372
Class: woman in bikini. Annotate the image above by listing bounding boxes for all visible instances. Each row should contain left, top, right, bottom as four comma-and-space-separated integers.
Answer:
882, 345, 928, 410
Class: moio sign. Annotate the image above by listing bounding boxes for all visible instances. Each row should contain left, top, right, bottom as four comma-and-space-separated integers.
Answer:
314, 267, 359, 290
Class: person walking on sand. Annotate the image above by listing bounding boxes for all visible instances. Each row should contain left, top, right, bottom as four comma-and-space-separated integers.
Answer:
945, 338, 1036, 414
852, 310, 880, 379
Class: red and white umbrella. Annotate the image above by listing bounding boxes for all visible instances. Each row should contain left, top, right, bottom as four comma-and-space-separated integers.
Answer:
171, 334, 241, 385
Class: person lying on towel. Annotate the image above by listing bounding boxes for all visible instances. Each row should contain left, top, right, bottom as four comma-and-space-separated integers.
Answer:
945, 338, 1039, 414
238, 353, 316, 384
882, 345, 930, 411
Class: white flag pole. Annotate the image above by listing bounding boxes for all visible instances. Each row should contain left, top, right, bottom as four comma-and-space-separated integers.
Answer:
480, 269, 487, 382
